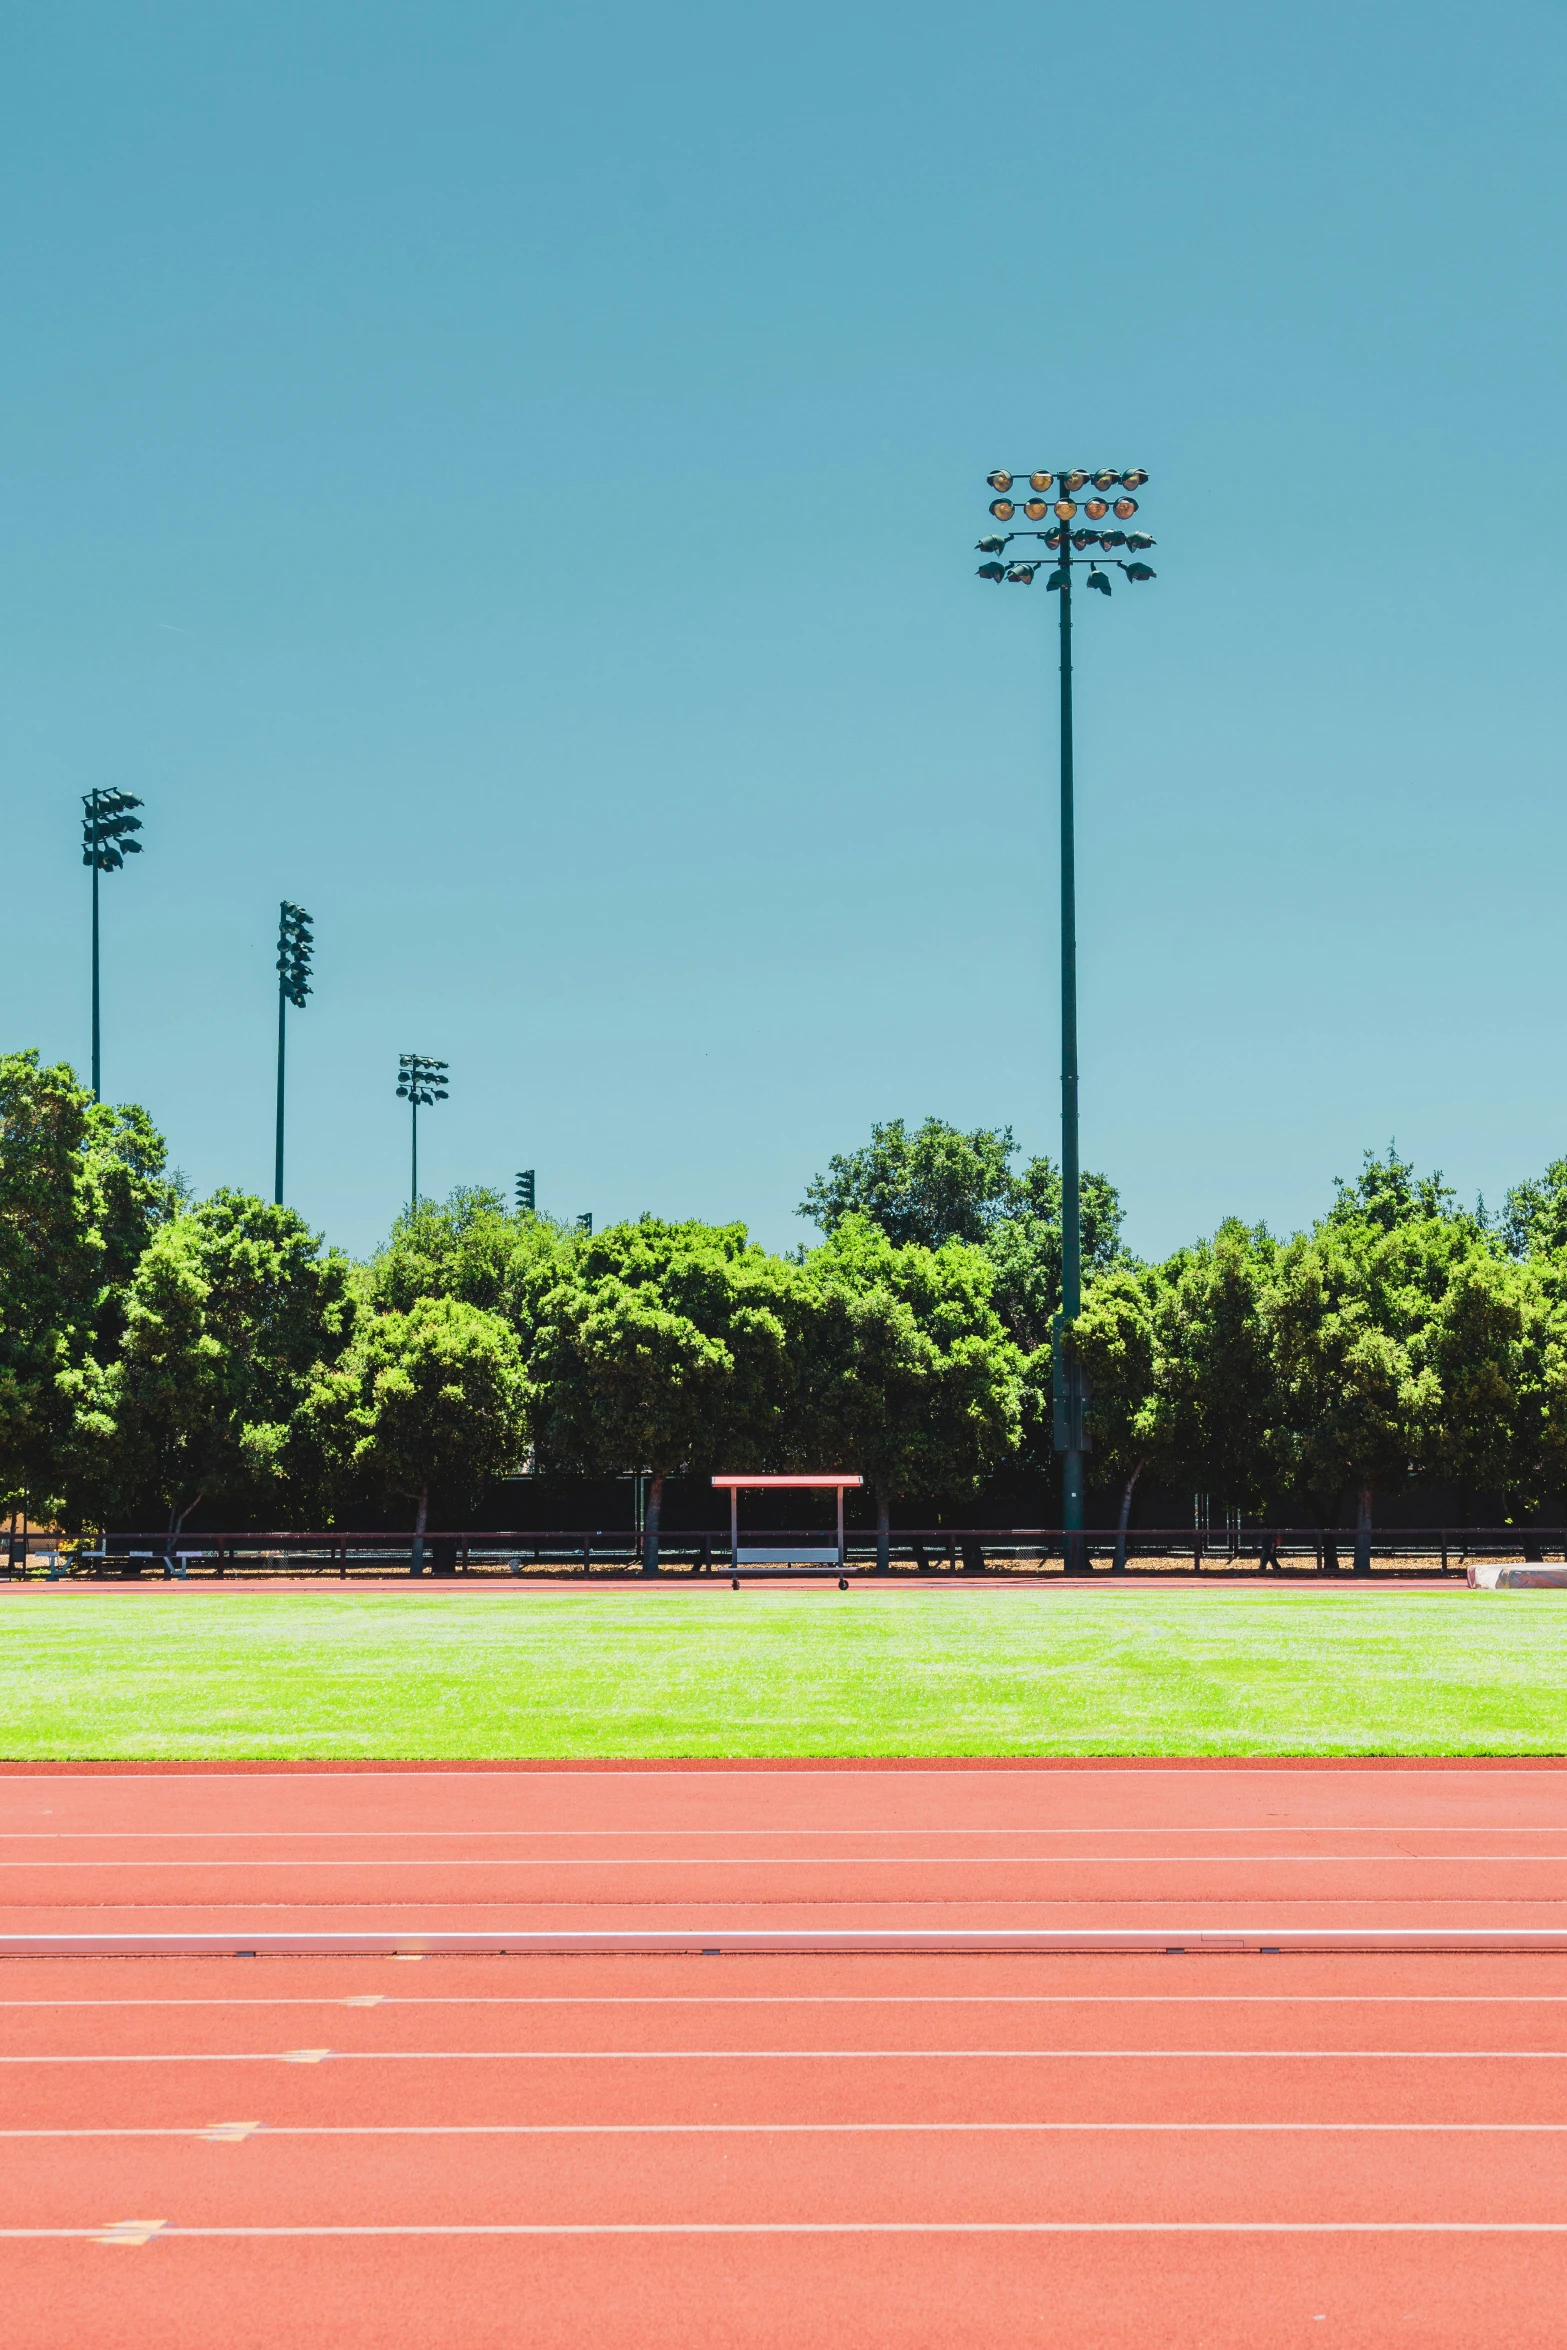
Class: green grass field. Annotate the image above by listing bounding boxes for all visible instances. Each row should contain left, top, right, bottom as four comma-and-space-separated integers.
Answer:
2, 1585, 1565, 1758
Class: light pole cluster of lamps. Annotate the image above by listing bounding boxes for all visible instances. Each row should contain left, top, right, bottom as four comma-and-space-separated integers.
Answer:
74, 810, 594, 1226
80, 790, 143, 1103
396, 1052, 449, 1206
973, 464, 1157, 1571
274, 901, 314, 1205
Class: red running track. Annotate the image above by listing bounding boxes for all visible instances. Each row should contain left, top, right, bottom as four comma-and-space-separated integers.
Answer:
10, 1760, 1567, 1944
6, 1763, 1567, 2343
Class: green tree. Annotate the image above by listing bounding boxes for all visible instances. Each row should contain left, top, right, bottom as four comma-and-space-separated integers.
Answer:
0, 1052, 178, 1521
80, 1191, 353, 1544
526, 1218, 800, 1571
1143, 1222, 1281, 1521
984, 1166, 1126, 1351
798, 1115, 1125, 1350
305, 1294, 527, 1572
1073, 1262, 1166, 1566
1273, 1153, 1515, 1563
798, 1215, 1023, 1570
1414, 1238, 1526, 1512
799, 1117, 1021, 1247
1501, 1158, 1567, 1261
1268, 1222, 1439, 1567
1325, 1142, 1461, 1234
365, 1185, 572, 1344
1503, 1257, 1567, 1529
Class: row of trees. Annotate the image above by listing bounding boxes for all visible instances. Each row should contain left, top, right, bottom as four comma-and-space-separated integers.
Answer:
0, 1061, 1023, 1565
4, 1051, 1564, 1560
814, 1115, 1567, 1559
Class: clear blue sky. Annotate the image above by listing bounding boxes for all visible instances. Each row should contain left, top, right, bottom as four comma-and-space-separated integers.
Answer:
4, 0, 1563, 1261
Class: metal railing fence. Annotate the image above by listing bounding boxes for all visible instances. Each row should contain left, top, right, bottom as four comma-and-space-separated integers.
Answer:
2, 1527, 1562, 1579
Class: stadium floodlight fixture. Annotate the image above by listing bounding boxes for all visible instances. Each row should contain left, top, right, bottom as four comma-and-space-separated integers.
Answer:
976, 535, 1008, 553
273, 901, 314, 1206
397, 1051, 449, 1108
515, 1169, 536, 1214
81, 789, 145, 1101
82, 789, 143, 873
968, 464, 1159, 1573
277, 902, 313, 1008
576, 1211, 593, 1235
397, 1051, 450, 1206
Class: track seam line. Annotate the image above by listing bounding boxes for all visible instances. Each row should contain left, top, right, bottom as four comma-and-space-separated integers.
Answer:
12, 2120, 1567, 2136
10, 2046, 1567, 2062
18, 2221, 1567, 2238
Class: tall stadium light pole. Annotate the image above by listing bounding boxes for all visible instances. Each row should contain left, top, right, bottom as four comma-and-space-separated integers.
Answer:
973, 466, 1156, 1571
397, 1053, 449, 1206
80, 790, 144, 1101
274, 903, 314, 1206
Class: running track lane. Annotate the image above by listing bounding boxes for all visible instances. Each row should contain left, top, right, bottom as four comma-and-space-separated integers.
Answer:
9, 1763, 1567, 1941
5, 1764, 1567, 2342
7, 1953, 1567, 2345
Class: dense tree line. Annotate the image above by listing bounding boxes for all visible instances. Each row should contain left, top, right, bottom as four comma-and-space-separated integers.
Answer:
4, 1051, 1562, 1560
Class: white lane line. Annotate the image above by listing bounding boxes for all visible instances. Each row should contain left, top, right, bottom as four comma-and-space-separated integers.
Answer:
7, 2047, 1567, 2063
3, 1827, 1556, 1839
10, 1855, 1567, 1866
11, 2120, 1567, 2137
13, 1994, 1567, 2009
17, 1895, 1563, 1909
15, 1879, 1567, 1898
14, 2221, 1567, 2239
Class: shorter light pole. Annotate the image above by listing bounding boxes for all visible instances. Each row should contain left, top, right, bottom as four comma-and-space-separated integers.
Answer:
81, 790, 144, 1101
274, 903, 313, 1206
515, 1170, 536, 1214
397, 1054, 449, 1206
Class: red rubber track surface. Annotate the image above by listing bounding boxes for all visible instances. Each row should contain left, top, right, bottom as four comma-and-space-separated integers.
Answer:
6, 1763, 1567, 2343
8, 1761, 1567, 1937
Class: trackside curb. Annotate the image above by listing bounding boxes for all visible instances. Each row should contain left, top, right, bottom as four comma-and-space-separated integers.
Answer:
8, 1928, 1567, 1957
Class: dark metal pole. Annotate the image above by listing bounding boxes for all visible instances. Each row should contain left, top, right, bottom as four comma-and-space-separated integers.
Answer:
1058, 558, 1086, 1570
89, 809, 101, 1103
273, 980, 287, 1206
411, 1097, 419, 1208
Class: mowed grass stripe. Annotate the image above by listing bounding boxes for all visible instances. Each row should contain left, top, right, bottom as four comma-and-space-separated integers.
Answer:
3, 1588, 1567, 1758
